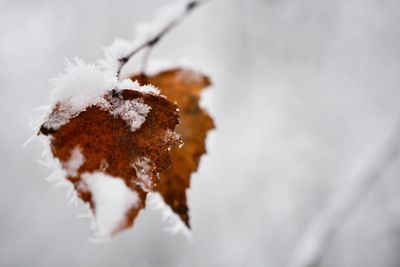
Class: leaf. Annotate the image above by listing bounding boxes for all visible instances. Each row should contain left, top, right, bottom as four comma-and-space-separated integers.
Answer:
39, 89, 180, 236
133, 68, 214, 227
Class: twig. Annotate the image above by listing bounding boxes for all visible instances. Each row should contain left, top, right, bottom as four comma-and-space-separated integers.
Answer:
117, 1, 206, 77
290, 119, 400, 267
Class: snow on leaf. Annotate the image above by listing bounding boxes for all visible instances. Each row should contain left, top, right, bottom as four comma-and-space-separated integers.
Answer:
147, 192, 193, 240
63, 146, 85, 177
39, 85, 180, 236
82, 171, 140, 237
133, 157, 156, 192
98, 38, 136, 75
117, 79, 160, 95
43, 58, 147, 132
51, 58, 116, 115
35, 0, 213, 238
132, 68, 214, 228
110, 98, 151, 132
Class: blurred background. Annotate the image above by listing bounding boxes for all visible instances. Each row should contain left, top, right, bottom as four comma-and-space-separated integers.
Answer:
1, 0, 400, 266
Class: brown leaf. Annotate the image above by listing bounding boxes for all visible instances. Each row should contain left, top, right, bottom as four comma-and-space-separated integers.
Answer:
133, 68, 214, 227
39, 89, 180, 235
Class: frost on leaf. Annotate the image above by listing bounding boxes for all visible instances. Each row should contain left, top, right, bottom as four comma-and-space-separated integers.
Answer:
82, 172, 140, 237
110, 98, 151, 132
132, 68, 214, 227
39, 87, 180, 236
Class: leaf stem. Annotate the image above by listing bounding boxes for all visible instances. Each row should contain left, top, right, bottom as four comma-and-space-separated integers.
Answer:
117, 1, 206, 78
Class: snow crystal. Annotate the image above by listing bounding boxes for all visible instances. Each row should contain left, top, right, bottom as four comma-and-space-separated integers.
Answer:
24, 105, 52, 147
44, 58, 159, 131
110, 99, 151, 131
117, 79, 136, 90
117, 79, 159, 95
132, 157, 154, 192
37, 136, 80, 206
51, 58, 117, 114
98, 39, 137, 76
147, 192, 193, 241
42, 108, 75, 132
164, 129, 182, 147
138, 84, 160, 95
82, 172, 139, 237
62, 146, 85, 177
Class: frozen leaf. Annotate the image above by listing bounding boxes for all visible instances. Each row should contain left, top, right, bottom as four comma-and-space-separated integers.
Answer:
132, 68, 214, 227
39, 89, 180, 237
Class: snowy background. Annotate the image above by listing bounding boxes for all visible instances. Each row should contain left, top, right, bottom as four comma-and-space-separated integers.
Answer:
1, 0, 400, 266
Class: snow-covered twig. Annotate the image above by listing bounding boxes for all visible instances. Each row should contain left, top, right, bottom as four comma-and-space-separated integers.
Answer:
290, 120, 400, 267
117, 0, 207, 77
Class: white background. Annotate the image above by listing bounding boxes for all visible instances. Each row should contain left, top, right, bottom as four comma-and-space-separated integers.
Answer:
1, 0, 400, 266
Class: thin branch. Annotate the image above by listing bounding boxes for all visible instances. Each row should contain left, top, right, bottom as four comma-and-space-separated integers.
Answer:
117, 1, 206, 77
290, 119, 400, 267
